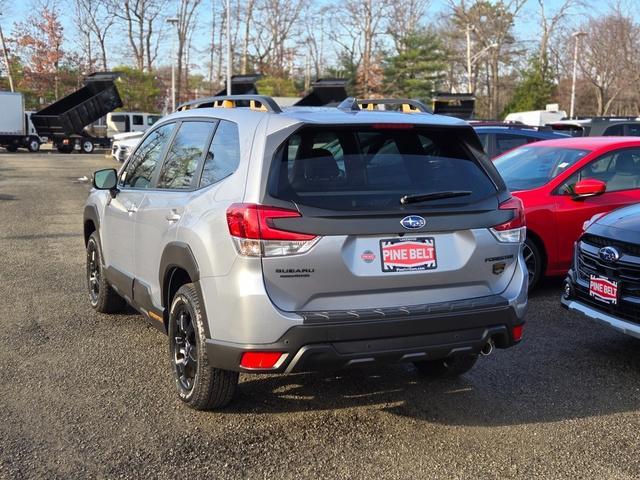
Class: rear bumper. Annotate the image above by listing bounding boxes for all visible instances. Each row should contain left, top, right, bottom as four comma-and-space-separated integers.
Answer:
206, 302, 524, 374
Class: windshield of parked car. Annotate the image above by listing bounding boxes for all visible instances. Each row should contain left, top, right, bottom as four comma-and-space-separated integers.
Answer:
494, 146, 590, 191
268, 126, 496, 211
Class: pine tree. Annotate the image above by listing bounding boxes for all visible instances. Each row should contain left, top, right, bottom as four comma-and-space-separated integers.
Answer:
382, 31, 446, 100
502, 56, 556, 115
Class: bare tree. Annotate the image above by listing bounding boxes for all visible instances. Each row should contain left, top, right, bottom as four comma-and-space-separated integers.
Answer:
328, 0, 390, 95
388, 0, 431, 54
447, 0, 526, 118
76, 0, 114, 70
576, 13, 640, 115
240, 0, 256, 74
175, 0, 201, 102
252, 0, 304, 77
108, 0, 166, 71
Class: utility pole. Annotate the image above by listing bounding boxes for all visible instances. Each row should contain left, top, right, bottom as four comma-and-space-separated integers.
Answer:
0, 14, 14, 92
466, 24, 472, 93
226, 0, 232, 95
570, 31, 586, 119
167, 18, 179, 111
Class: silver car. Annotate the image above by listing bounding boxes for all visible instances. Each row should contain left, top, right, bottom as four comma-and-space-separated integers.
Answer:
84, 95, 528, 410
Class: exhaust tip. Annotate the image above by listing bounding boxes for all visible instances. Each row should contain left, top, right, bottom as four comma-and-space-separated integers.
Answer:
480, 340, 494, 356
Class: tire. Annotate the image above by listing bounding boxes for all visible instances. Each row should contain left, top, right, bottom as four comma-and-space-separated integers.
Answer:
86, 232, 126, 313
413, 354, 478, 378
27, 138, 40, 152
5, 145, 17, 152
169, 283, 238, 410
81, 140, 94, 154
523, 237, 543, 289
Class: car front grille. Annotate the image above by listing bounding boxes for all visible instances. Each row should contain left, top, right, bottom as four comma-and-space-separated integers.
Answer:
574, 234, 640, 323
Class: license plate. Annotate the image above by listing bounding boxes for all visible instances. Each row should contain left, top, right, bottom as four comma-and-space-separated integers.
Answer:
589, 275, 618, 305
380, 237, 436, 272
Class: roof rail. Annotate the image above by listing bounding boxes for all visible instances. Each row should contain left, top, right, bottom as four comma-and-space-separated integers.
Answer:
176, 95, 281, 113
337, 97, 431, 114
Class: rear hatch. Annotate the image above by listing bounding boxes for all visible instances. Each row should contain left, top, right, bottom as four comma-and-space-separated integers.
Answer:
256, 124, 521, 312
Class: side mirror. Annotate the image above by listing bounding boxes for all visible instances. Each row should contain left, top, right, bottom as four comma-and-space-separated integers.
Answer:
573, 178, 606, 199
93, 168, 118, 196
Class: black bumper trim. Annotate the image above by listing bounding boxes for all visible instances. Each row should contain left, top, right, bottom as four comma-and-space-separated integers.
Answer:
298, 294, 508, 323
206, 303, 522, 373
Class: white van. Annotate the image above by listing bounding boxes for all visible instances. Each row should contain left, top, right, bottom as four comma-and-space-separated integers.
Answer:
106, 112, 162, 137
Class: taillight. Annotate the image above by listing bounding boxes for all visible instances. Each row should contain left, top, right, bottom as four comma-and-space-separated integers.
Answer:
226, 203, 320, 257
240, 351, 285, 369
490, 197, 526, 243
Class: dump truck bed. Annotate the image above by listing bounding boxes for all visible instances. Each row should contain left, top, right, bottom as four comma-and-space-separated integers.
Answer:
31, 75, 122, 139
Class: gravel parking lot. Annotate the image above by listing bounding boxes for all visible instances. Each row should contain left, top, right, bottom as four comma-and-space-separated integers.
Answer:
1, 151, 640, 479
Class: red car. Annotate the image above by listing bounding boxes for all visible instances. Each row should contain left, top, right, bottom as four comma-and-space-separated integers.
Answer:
494, 137, 640, 287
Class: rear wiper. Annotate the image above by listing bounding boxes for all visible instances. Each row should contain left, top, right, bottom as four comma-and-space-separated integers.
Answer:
400, 190, 472, 205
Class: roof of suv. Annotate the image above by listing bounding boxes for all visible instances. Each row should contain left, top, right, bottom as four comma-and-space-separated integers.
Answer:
473, 125, 568, 139
516, 136, 640, 151
170, 95, 470, 128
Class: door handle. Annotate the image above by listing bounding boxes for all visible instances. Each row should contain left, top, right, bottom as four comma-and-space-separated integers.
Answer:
166, 212, 181, 222
127, 205, 138, 213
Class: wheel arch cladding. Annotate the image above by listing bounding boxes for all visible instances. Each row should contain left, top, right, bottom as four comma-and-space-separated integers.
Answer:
159, 242, 200, 309
83, 205, 100, 245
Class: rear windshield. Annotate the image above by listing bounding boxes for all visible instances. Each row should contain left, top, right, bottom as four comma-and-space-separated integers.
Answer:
268, 126, 496, 211
494, 146, 590, 191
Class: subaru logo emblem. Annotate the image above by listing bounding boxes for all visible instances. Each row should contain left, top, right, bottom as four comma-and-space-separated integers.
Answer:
599, 246, 620, 263
400, 215, 426, 230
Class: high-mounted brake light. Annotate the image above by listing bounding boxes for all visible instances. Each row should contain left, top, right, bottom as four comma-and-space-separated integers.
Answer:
371, 123, 414, 130
226, 203, 320, 257
490, 197, 526, 243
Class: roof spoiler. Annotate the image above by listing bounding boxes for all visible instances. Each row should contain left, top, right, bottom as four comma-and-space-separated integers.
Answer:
337, 97, 431, 113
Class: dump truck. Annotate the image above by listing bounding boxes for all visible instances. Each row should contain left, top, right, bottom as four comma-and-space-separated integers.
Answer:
31, 72, 123, 153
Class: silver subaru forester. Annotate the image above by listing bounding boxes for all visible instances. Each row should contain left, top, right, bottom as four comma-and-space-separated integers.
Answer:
85, 95, 528, 410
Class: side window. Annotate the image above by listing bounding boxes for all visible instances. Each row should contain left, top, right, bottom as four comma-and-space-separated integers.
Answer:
147, 115, 161, 126
495, 134, 530, 157
603, 124, 624, 136
200, 120, 240, 188
122, 123, 175, 189
626, 124, 640, 136
132, 115, 144, 126
560, 149, 640, 194
476, 133, 490, 155
157, 121, 214, 190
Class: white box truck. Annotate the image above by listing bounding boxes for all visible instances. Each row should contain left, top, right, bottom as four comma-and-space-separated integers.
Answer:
0, 92, 42, 152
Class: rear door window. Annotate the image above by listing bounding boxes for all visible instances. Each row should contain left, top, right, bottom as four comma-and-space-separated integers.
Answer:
269, 126, 496, 211
200, 120, 240, 187
157, 121, 214, 189
132, 115, 144, 126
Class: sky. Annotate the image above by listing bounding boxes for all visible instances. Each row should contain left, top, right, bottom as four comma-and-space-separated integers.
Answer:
0, 0, 625, 75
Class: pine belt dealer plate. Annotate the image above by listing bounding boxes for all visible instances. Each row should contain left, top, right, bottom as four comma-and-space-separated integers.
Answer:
589, 274, 618, 305
380, 237, 437, 272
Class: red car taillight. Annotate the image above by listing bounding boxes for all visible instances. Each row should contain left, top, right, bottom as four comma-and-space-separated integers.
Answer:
226, 203, 319, 257
490, 197, 526, 243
